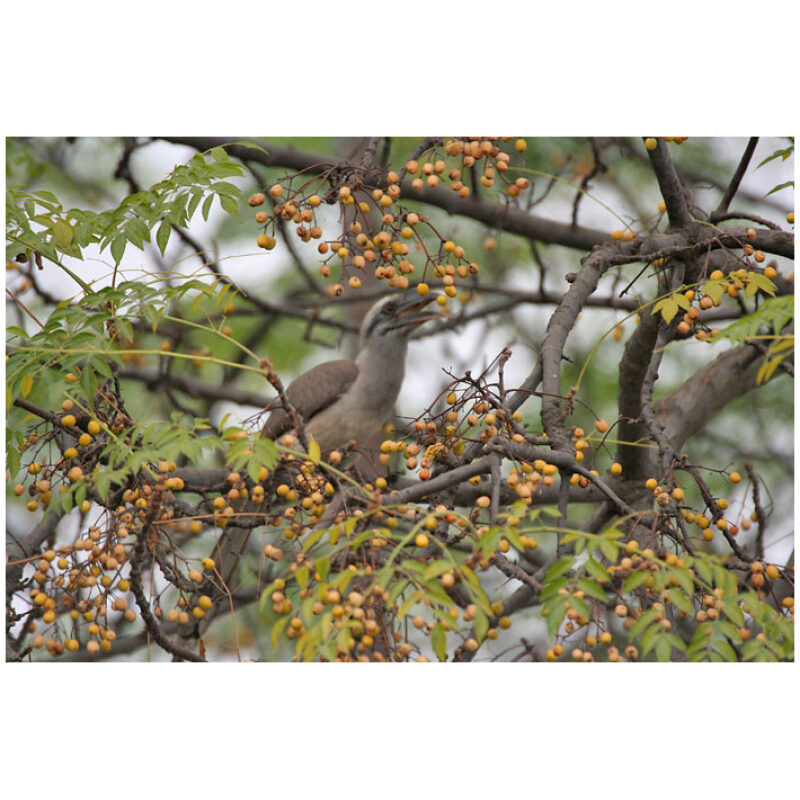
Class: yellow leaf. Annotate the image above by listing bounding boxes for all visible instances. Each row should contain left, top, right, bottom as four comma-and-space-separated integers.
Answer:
20, 374, 33, 398
308, 436, 321, 465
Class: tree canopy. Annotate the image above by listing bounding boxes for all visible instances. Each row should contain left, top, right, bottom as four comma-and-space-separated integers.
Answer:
5, 135, 794, 664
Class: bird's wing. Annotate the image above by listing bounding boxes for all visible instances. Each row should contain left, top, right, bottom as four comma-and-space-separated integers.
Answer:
261, 359, 359, 439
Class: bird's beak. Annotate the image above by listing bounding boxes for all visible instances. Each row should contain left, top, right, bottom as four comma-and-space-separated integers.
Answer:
396, 290, 445, 327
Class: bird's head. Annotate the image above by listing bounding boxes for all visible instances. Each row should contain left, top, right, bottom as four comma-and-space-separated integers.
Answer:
358, 288, 441, 349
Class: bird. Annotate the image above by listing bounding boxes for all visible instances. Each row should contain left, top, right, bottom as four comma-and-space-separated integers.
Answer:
261, 288, 439, 454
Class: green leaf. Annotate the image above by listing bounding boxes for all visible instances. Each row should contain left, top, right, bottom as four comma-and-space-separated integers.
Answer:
666, 633, 687, 653
230, 140, 270, 156
397, 593, 418, 620
431, 623, 447, 662
693, 557, 713, 587
585, 557, 611, 583
33, 190, 60, 204
80, 362, 97, 405
765, 180, 794, 198
629, 607, 660, 639
473, 608, 489, 643
7, 441, 21, 480
110, 233, 126, 265
666, 587, 693, 615
479, 527, 501, 560
672, 568, 695, 596
307, 437, 321, 465
156, 219, 171, 256
712, 637, 738, 662
201, 194, 215, 221
652, 296, 679, 323
757, 144, 794, 168
569, 594, 590, 620
53, 220, 73, 247
544, 556, 575, 583
599, 538, 619, 562
576, 577, 608, 603
545, 598, 567, 639
722, 601, 745, 627
219, 194, 240, 218
622, 570, 651, 594
539, 577, 570, 602
704, 281, 726, 303
20, 374, 34, 398
271, 615, 290, 649
315, 556, 330, 583
655, 635, 672, 662
502, 526, 526, 553
423, 560, 453, 581
211, 181, 242, 197
210, 146, 230, 163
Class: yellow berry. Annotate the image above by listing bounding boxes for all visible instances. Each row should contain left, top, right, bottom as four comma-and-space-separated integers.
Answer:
414, 533, 429, 548
417, 282, 430, 296
514, 139, 527, 152
645, 138, 658, 151
257, 234, 277, 250
786, 212, 794, 224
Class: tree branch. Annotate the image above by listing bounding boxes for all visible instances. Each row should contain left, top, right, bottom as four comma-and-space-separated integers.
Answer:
644, 137, 692, 228
711, 137, 759, 220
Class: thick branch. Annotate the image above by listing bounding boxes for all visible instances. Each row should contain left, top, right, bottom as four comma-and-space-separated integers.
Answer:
655, 343, 781, 453
644, 138, 692, 228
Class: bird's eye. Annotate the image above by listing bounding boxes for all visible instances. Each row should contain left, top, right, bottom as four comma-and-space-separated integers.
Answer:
383, 301, 396, 314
